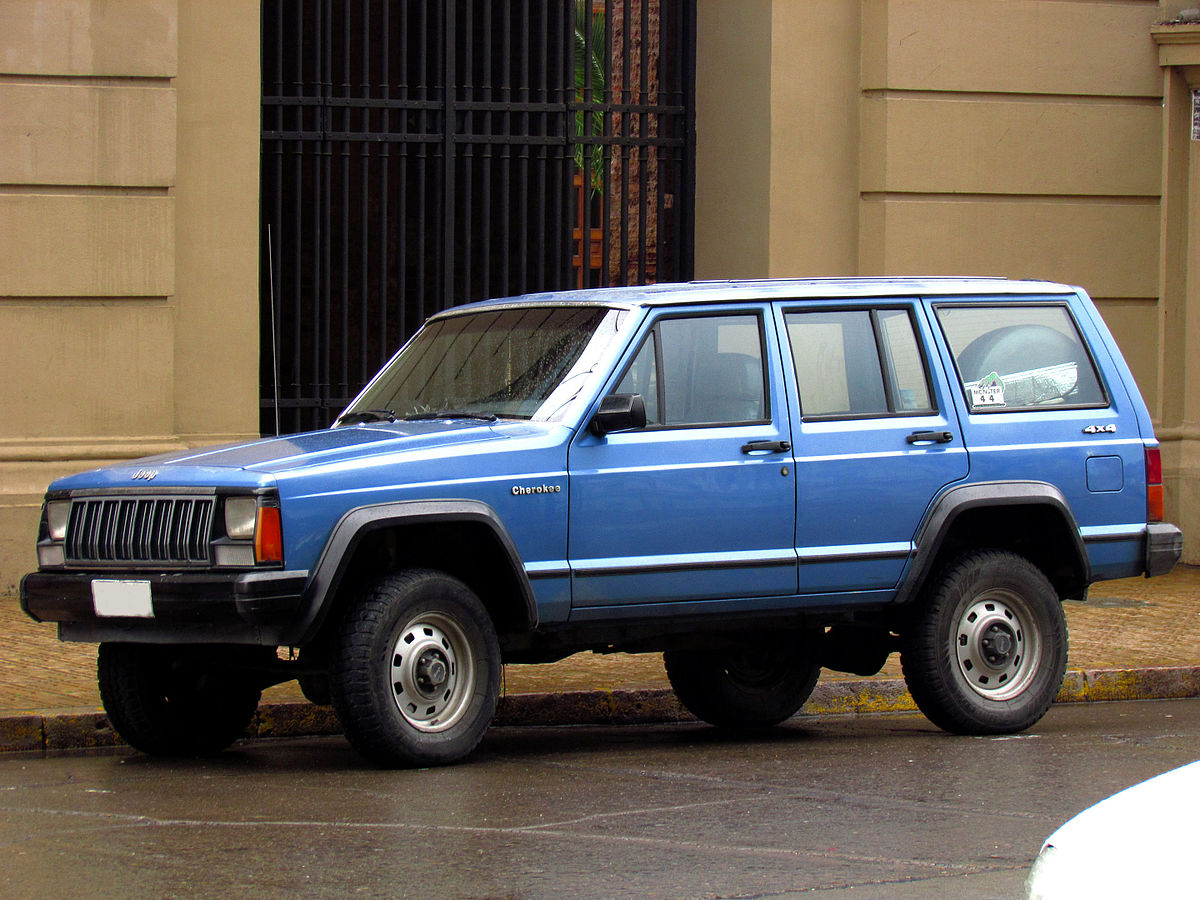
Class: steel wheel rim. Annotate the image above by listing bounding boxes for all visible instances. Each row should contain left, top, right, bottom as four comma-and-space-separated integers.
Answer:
389, 612, 475, 732
723, 647, 788, 689
954, 589, 1041, 702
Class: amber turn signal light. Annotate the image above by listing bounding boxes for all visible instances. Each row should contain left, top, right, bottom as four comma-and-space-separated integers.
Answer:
255, 506, 284, 564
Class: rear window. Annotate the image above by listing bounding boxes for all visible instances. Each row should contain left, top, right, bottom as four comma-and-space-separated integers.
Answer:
935, 305, 1106, 412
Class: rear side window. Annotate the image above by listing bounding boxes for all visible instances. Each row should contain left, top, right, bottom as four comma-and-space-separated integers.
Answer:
784, 309, 934, 419
935, 305, 1106, 412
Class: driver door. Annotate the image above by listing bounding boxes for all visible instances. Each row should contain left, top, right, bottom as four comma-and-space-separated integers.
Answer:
567, 306, 797, 615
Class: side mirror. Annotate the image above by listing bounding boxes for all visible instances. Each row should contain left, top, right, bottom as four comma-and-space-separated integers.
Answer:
589, 393, 647, 437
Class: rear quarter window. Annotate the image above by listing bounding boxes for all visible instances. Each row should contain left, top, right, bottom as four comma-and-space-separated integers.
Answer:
935, 304, 1107, 412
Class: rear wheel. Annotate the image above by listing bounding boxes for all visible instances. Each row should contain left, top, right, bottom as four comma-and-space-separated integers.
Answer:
664, 631, 821, 729
901, 550, 1068, 735
329, 570, 501, 768
97, 643, 264, 756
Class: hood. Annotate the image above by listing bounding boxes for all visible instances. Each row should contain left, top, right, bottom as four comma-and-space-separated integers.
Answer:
49, 421, 544, 492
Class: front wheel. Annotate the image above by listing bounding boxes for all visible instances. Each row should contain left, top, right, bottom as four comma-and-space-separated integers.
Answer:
664, 631, 822, 729
97, 643, 265, 756
329, 570, 501, 768
901, 550, 1068, 735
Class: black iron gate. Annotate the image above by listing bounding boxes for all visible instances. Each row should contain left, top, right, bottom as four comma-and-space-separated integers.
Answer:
261, 0, 695, 435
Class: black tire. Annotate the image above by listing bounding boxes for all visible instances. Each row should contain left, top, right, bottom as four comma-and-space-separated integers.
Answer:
900, 550, 1068, 735
97, 643, 264, 756
329, 570, 501, 768
663, 631, 822, 729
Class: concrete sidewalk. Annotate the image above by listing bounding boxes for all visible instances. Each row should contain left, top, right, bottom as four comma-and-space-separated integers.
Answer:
2, 566, 1198, 753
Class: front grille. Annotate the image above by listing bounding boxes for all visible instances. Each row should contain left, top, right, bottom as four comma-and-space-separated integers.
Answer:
65, 496, 215, 566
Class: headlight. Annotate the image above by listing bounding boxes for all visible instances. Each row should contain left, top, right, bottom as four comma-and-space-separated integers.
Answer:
224, 497, 259, 540
219, 496, 283, 566
45, 500, 71, 541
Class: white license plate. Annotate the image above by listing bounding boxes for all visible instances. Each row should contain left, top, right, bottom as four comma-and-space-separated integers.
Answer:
91, 580, 154, 618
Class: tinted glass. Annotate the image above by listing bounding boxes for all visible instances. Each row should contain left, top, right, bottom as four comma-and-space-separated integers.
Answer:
936, 305, 1106, 411
616, 314, 767, 427
877, 309, 933, 412
785, 308, 934, 418
348, 306, 622, 421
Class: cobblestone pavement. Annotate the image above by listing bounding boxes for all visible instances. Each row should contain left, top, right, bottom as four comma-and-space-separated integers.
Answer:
2, 566, 1198, 716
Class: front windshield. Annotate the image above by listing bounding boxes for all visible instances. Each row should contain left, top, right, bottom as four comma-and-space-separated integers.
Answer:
344, 305, 627, 423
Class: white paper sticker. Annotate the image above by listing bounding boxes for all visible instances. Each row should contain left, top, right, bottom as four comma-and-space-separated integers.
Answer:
970, 372, 1006, 408
92, 580, 154, 618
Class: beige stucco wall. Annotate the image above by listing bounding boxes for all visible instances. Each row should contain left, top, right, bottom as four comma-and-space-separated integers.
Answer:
0, 0, 259, 593
1152, 24, 1200, 563
0, 1, 1196, 589
696, 0, 1198, 561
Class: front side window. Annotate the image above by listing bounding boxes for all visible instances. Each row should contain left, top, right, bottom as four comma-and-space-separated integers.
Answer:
615, 313, 768, 427
345, 306, 627, 422
784, 308, 934, 419
935, 305, 1106, 412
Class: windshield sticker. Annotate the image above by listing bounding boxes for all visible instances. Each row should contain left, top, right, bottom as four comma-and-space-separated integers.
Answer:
970, 372, 1006, 408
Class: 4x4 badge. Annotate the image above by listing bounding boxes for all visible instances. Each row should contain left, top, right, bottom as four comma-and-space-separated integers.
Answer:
1082, 424, 1116, 435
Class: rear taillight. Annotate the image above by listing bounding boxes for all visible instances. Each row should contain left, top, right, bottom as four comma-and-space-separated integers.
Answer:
1145, 445, 1164, 523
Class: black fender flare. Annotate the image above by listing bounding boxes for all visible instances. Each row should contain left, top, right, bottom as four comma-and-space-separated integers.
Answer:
281, 499, 538, 646
892, 481, 1090, 608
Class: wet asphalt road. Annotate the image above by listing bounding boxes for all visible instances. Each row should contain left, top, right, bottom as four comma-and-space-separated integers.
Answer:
1, 699, 1197, 900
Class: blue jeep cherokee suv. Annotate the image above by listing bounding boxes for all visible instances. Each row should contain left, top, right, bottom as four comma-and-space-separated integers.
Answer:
21, 278, 1183, 766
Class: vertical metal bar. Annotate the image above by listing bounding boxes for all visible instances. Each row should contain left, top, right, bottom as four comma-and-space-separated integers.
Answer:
415, 0, 428, 326
619, 0, 631, 286
291, 2, 305, 434
319, 0, 332, 428
680, 0, 696, 281
600, 0, 612, 288
359, 0, 371, 385
424, 0, 436, 319
655, 0, 672, 283
272, 0, 286, 433
383, 0, 395, 360
461, 1, 472, 304
551, 0, 565, 290
479, 0, 492, 300
339, 2, 351, 408
534, 0, 547, 287
442, 0, 456, 309
639, 0, 649, 283
499, 2, 512, 294
518, 0, 529, 292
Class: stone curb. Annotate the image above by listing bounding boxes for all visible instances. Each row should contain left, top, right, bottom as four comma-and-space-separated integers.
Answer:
2, 666, 1197, 755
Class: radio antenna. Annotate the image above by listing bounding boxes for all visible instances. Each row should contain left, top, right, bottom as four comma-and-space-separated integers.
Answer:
267, 224, 281, 437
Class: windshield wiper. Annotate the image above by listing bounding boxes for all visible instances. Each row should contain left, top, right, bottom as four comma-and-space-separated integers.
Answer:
402, 410, 499, 423
336, 409, 396, 425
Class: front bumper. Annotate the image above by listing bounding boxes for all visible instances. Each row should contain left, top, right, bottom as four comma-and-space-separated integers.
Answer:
20, 569, 309, 645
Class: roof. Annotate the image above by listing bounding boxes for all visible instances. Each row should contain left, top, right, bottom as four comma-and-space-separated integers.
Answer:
437, 276, 1079, 318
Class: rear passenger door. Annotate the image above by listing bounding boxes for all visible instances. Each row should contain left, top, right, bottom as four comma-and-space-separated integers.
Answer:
776, 301, 969, 597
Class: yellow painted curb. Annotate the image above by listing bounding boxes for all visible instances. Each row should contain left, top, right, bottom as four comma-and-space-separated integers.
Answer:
1, 667, 1196, 755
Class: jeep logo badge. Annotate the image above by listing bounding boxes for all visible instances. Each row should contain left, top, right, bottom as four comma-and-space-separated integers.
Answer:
131, 469, 158, 481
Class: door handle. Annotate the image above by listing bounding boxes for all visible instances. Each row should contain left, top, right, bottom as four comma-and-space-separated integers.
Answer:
741, 440, 792, 454
906, 430, 954, 445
